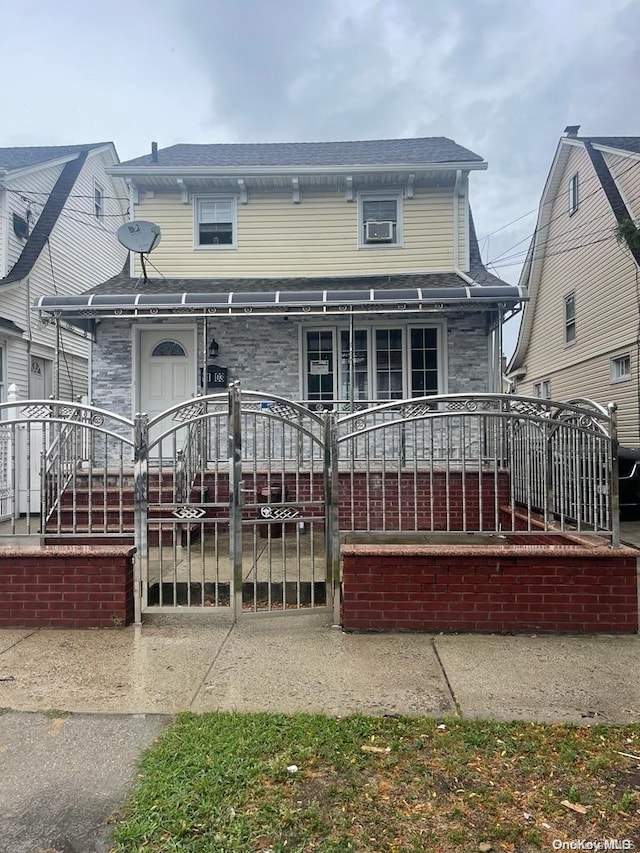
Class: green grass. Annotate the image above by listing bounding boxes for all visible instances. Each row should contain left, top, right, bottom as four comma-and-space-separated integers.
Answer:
111, 712, 640, 853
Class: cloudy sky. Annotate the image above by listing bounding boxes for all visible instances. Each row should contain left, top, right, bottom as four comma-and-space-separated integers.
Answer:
2, 0, 639, 354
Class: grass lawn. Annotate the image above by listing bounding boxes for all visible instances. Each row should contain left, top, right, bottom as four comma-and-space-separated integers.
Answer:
112, 712, 640, 853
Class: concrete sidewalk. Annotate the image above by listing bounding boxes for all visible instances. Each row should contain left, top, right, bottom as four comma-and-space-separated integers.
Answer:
2, 613, 639, 724
2, 615, 639, 853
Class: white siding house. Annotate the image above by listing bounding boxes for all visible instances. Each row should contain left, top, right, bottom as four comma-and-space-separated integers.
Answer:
0, 144, 128, 401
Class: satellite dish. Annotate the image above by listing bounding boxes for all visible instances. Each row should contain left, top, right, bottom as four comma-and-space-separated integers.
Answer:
117, 221, 161, 254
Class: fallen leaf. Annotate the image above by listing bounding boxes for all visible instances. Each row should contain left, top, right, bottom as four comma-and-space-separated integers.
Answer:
561, 800, 588, 815
361, 745, 391, 754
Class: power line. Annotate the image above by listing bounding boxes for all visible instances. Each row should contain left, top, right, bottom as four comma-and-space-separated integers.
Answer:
486, 155, 640, 268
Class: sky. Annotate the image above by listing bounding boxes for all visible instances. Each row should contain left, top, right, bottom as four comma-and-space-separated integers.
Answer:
1, 0, 639, 357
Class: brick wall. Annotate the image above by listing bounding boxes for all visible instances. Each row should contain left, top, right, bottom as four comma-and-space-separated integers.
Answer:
0, 546, 135, 628
342, 542, 639, 633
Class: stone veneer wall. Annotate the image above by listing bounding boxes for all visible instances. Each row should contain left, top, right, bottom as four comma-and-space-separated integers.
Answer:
90, 312, 490, 414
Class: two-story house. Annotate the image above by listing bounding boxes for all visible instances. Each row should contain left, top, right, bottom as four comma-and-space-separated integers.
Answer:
0, 143, 128, 401
508, 128, 640, 446
34, 137, 526, 420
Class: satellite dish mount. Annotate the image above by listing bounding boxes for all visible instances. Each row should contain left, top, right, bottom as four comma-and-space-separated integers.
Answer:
116, 221, 162, 284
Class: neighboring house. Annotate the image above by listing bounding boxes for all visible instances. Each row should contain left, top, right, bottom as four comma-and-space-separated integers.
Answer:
35, 137, 526, 419
508, 127, 640, 446
0, 143, 128, 401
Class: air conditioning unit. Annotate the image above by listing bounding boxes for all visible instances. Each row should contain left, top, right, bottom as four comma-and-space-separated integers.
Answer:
365, 220, 394, 242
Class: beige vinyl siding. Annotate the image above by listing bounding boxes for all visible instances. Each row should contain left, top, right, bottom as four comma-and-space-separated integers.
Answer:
520, 144, 640, 445
133, 188, 459, 279
2, 151, 128, 399
518, 347, 638, 445
604, 150, 640, 221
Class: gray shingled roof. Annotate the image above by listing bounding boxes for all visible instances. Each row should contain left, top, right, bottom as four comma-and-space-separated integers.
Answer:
1, 151, 90, 287
121, 137, 484, 168
0, 143, 110, 172
578, 137, 640, 154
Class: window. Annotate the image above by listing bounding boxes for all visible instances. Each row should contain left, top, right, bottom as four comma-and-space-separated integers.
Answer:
195, 196, 236, 247
151, 340, 187, 357
611, 354, 631, 383
534, 380, 551, 399
305, 325, 440, 402
564, 293, 576, 344
358, 192, 402, 247
94, 181, 104, 221
568, 173, 578, 215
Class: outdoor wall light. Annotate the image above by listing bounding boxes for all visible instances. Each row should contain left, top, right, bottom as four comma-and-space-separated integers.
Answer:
209, 336, 219, 359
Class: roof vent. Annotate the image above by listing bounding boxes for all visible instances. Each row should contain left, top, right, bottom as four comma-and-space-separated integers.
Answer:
151, 141, 158, 162
564, 125, 581, 137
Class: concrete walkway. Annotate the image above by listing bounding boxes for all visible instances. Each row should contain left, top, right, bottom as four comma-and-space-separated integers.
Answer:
2, 520, 639, 853
2, 612, 639, 723
1, 617, 639, 852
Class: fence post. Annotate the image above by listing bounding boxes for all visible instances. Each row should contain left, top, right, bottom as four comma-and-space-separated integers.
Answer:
609, 402, 620, 548
324, 410, 341, 626
7, 385, 19, 521
133, 412, 149, 626
229, 381, 243, 622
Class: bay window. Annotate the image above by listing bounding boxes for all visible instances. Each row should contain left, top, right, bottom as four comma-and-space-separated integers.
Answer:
305, 325, 441, 402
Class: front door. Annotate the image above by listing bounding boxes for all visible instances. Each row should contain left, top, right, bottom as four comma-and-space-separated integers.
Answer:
138, 328, 197, 449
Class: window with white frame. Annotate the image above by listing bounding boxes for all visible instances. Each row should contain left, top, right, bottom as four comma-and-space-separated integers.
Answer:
195, 196, 236, 247
304, 325, 440, 402
610, 353, 631, 383
564, 292, 576, 344
94, 181, 105, 221
534, 380, 551, 399
358, 192, 402, 247
568, 173, 579, 215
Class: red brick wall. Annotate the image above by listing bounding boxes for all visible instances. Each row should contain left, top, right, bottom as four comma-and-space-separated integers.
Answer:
342, 543, 639, 633
206, 471, 511, 532
0, 547, 135, 628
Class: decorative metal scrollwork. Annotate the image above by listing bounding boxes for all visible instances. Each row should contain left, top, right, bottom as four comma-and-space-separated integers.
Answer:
21, 404, 52, 419
259, 505, 300, 520
172, 506, 206, 519
173, 402, 205, 422
267, 401, 301, 421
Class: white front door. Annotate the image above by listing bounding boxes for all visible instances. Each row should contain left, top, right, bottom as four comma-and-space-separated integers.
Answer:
138, 328, 197, 450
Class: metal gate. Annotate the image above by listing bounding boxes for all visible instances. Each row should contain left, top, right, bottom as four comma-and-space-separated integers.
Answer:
139, 383, 329, 620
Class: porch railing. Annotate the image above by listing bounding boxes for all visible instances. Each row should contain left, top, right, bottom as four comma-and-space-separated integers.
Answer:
0, 391, 619, 547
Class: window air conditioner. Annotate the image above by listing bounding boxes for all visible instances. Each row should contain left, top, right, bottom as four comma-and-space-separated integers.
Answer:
365, 220, 394, 242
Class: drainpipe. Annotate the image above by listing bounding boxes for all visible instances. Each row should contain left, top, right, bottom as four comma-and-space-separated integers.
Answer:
453, 170, 477, 286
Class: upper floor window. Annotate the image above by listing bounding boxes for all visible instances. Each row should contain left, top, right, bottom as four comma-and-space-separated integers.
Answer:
195, 196, 236, 248
534, 380, 551, 399
610, 353, 631, 383
94, 181, 105, 221
568, 173, 579, 215
564, 292, 576, 344
358, 192, 402, 247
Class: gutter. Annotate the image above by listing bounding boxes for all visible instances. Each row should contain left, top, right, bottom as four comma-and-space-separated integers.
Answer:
107, 161, 489, 178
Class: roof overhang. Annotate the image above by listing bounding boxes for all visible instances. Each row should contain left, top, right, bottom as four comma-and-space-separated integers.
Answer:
108, 161, 488, 179
36, 285, 527, 323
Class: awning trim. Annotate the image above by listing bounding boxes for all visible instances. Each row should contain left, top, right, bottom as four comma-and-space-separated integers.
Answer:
35, 285, 528, 320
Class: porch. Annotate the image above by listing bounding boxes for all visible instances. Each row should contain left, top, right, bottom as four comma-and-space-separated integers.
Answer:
0, 387, 635, 632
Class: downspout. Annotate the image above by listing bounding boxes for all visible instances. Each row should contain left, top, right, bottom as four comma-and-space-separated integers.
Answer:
453, 169, 476, 286
127, 180, 136, 278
